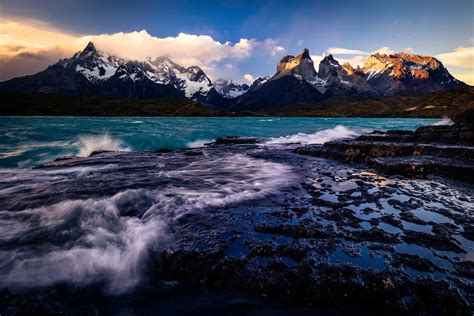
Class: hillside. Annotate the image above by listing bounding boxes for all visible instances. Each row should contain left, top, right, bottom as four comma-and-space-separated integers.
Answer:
0, 92, 229, 116
255, 87, 474, 117
1, 87, 472, 117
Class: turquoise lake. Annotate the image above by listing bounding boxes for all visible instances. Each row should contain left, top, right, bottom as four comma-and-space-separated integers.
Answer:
0, 117, 439, 168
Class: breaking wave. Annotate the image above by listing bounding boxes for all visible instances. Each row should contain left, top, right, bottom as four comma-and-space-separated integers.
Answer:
0, 154, 294, 293
186, 139, 213, 148
75, 134, 131, 157
266, 125, 360, 145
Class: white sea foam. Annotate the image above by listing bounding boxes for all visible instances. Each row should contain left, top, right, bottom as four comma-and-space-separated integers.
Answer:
266, 125, 360, 145
75, 134, 131, 157
131, 120, 143, 124
0, 154, 294, 293
432, 118, 454, 126
186, 139, 213, 148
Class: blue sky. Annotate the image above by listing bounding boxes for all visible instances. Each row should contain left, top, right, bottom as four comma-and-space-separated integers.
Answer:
0, 0, 473, 83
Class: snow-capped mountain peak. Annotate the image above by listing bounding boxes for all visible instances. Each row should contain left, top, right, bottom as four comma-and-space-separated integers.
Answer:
80, 41, 98, 57
142, 56, 212, 98
55, 42, 214, 99
174, 65, 212, 98
57, 41, 124, 83
214, 78, 249, 98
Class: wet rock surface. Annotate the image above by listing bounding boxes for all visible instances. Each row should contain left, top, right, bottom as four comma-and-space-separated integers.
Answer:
296, 110, 474, 182
0, 137, 473, 315
211, 136, 260, 145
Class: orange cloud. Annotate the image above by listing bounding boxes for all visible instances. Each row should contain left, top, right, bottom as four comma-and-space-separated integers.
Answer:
0, 19, 80, 57
0, 19, 82, 80
436, 47, 474, 69
453, 72, 474, 85
244, 74, 255, 83
0, 18, 256, 81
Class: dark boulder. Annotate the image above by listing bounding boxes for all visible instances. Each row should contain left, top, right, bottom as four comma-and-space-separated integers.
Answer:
212, 136, 259, 145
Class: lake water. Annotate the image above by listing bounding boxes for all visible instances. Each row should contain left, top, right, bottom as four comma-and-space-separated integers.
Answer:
0, 116, 438, 168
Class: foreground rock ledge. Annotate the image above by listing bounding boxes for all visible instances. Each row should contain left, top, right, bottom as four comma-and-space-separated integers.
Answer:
295, 110, 474, 182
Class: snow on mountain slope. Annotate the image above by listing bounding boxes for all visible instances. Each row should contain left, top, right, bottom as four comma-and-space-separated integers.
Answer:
213, 78, 249, 98
248, 76, 271, 91
57, 42, 213, 99
57, 42, 125, 83
142, 57, 212, 98
174, 65, 213, 98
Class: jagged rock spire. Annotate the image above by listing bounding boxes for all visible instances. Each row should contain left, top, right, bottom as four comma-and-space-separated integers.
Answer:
300, 48, 311, 60
81, 41, 98, 55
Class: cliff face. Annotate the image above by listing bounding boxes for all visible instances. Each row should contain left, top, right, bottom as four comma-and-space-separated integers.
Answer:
363, 52, 465, 96
318, 55, 378, 96
231, 47, 467, 110
275, 48, 317, 81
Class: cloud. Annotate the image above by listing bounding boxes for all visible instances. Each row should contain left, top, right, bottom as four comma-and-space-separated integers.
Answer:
80, 31, 256, 66
452, 72, 474, 85
321, 46, 396, 68
326, 47, 368, 55
435, 47, 474, 84
271, 46, 285, 56
0, 47, 74, 81
324, 46, 396, 57
405, 47, 414, 53
310, 54, 325, 66
264, 39, 286, 57
336, 55, 367, 68
0, 18, 258, 81
436, 47, 474, 69
0, 19, 80, 57
311, 52, 366, 68
372, 46, 395, 55
243, 74, 255, 83
0, 19, 80, 80
298, 40, 304, 46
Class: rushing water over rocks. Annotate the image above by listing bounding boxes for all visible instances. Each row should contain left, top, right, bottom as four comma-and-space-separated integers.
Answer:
0, 151, 294, 293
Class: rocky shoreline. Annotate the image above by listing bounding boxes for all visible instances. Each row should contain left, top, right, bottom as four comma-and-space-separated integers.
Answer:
296, 110, 474, 183
1, 113, 473, 315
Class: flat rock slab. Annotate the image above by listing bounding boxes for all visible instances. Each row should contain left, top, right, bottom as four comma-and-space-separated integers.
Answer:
314, 141, 474, 163
371, 155, 474, 183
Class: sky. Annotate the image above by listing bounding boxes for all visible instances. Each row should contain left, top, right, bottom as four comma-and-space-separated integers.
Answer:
0, 0, 473, 84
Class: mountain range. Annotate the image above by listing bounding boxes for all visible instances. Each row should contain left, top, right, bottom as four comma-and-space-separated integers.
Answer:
0, 42, 467, 111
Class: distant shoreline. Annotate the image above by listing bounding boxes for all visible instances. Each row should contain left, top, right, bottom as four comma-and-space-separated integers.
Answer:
1, 87, 472, 118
